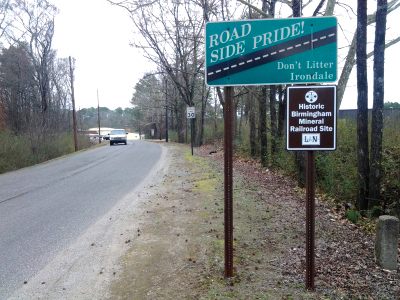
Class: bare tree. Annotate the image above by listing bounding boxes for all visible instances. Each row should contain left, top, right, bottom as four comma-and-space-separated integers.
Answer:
50, 57, 73, 131
0, 44, 37, 132
8, 0, 58, 127
0, 0, 11, 39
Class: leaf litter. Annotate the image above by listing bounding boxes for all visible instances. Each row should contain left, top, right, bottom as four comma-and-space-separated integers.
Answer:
109, 143, 399, 299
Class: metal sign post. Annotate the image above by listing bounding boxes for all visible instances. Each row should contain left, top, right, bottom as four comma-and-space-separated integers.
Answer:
187, 107, 195, 155
287, 85, 336, 290
190, 119, 194, 156
306, 150, 316, 290
224, 87, 234, 277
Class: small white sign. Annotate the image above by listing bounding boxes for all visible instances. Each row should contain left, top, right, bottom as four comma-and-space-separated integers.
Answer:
187, 107, 195, 118
302, 133, 320, 145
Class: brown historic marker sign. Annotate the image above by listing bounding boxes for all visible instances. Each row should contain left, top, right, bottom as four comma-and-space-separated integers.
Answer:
287, 85, 336, 151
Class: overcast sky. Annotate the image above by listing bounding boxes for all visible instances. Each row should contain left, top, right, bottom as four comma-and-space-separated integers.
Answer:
50, 0, 400, 110
52, 0, 155, 110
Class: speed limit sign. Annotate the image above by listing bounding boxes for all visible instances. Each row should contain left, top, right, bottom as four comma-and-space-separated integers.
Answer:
187, 107, 195, 118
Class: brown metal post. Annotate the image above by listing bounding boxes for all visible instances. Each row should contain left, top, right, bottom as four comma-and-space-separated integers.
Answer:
306, 150, 315, 290
224, 86, 234, 277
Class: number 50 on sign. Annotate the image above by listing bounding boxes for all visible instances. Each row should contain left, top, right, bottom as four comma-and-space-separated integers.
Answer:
187, 107, 195, 118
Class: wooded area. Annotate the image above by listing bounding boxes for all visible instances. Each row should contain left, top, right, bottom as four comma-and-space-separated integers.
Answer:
0, 0, 93, 172
106, 0, 399, 217
1, 0, 399, 216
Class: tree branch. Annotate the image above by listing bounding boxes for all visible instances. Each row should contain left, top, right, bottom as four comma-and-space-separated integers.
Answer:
313, 0, 326, 16
337, 0, 399, 109
236, 0, 270, 18
324, 0, 336, 16
106, 0, 157, 14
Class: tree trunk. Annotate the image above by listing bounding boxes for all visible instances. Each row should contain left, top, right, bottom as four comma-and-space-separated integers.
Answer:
177, 100, 185, 143
277, 85, 286, 139
214, 88, 218, 132
270, 85, 277, 157
233, 96, 239, 144
260, 86, 268, 167
238, 100, 244, 139
249, 88, 257, 157
200, 84, 210, 147
369, 0, 387, 212
356, 0, 369, 211
268, 1, 277, 158
292, 0, 302, 17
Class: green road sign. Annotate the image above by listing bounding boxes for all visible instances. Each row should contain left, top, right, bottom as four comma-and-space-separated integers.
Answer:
205, 17, 337, 86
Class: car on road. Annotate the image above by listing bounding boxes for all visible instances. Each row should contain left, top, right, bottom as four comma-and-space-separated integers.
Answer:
109, 129, 128, 145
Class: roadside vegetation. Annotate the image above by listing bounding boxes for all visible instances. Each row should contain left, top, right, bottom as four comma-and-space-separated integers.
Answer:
0, 129, 92, 174
188, 113, 400, 221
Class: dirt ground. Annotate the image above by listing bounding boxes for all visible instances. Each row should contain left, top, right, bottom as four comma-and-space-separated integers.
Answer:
107, 142, 399, 299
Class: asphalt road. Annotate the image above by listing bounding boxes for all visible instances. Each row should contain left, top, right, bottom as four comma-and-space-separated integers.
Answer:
0, 140, 162, 299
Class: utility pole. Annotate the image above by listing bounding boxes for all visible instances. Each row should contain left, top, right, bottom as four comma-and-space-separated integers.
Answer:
97, 89, 101, 144
69, 56, 78, 151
